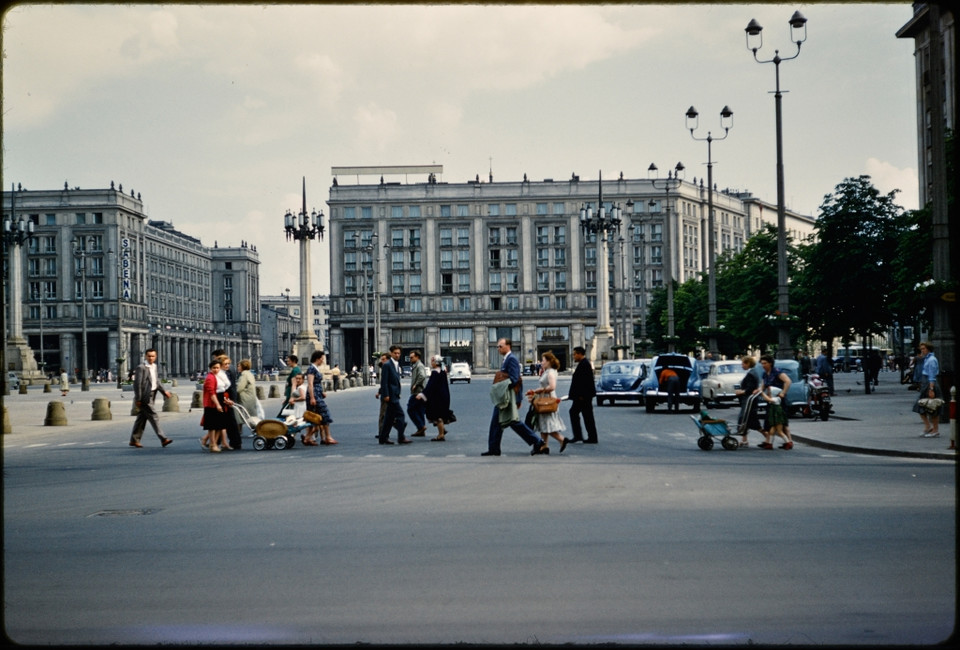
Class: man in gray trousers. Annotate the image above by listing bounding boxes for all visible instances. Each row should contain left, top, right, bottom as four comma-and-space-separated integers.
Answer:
129, 348, 173, 448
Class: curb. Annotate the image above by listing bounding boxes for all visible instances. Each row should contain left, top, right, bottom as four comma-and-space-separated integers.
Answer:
791, 433, 957, 461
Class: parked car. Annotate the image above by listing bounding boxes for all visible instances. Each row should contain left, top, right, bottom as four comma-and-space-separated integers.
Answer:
401, 365, 412, 377
700, 360, 750, 407
7, 372, 21, 390
595, 359, 650, 406
448, 362, 471, 384
641, 354, 701, 412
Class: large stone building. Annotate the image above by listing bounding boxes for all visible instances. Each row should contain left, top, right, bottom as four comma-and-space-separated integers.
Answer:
2, 183, 261, 381
260, 293, 330, 370
325, 165, 814, 373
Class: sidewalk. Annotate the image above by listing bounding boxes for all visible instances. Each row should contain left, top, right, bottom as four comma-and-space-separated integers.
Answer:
787, 370, 956, 461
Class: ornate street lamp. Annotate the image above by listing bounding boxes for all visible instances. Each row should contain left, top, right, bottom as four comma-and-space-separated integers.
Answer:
648, 162, 685, 353
579, 171, 622, 363
3, 188, 39, 392
71, 236, 90, 391
686, 104, 733, 355
283, 177, 325, 361
746, 10, 807, 359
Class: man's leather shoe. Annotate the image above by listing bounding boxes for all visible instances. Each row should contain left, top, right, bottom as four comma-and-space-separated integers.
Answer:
161, 438, 173, 447
379, 440, 395, 445
412, 428, 427, 437
584, 439, 598, 444
398, 439, 413, 444
129, 440, 142, 448
481, 451, 500, 456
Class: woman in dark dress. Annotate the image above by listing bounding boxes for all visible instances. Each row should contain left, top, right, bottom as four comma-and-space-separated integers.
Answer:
735, 356, 763, 446
416, 355, 452, 441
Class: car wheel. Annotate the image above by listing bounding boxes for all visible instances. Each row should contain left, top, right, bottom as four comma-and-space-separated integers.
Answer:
645, 401, 655, 413
596, 397, 603, 406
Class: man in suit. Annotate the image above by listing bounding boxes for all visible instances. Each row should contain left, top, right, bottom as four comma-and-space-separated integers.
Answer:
483, 338, 548, 456
129, 348, 173, 448
378, 345, 410, 445
406, 350, 428, 436
568, 345, 598, 444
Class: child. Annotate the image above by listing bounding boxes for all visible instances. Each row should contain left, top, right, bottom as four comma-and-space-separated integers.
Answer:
759, 386, 790, 449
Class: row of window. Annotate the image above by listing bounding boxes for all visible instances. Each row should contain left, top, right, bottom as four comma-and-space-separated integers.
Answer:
7, 212, 106, 227
339, 200, 676, 221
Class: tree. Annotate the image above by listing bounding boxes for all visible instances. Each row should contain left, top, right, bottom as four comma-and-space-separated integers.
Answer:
795, 176, 903, 348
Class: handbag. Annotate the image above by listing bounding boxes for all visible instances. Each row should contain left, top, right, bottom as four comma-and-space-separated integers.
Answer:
303, 410, 323, 424
532, 396, 559, 414
917, 397, 944, 414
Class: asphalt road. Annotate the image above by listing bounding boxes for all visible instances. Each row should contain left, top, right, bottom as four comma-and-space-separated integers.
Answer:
3, 377, 955, 645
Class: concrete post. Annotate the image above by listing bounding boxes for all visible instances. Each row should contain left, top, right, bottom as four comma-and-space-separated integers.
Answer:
91, 397, 112, 420
44, 401, 68, 426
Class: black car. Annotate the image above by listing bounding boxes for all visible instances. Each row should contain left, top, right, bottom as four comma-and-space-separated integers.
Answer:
595, 360, 649, 406
641, 353, 702, 412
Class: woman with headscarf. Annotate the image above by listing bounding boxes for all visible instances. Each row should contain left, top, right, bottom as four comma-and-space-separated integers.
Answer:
416, 354, 452, 441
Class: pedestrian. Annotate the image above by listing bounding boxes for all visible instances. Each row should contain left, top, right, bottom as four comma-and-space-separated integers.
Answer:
416, 354, 452, 441
814, 346, 834, 395
659, 367, 681, 412
374, 352, 389, 435
215, 354, 241, 450
279, 354, 302, 417
567, 345, 598, 444
526, 351, 568, 453
305, 350, 336, 445
735, 356, 762, 446
129, 348, 173, 448
59, 368, 69, 396
288, 373, 308, 419
234, 358, 261, 435
483, 338, 548, 456
407, 350, 428, 437
200, 359, 227, 453
758, 354, 793, 450
331, 363, 342, 391
913, 341, 941, 438
378, 345, 409, 445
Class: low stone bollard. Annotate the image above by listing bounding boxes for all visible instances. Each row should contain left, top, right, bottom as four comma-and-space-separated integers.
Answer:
91, 397, 112, 420
163, 393, 180, 413
192, 391, 203, 409
170, 379, 178, 387
19, 384, 28, 395
44, 401, 68, 426
269, 384, 281, 398
323, 379, 333, 392
256, 386, 265, 400
43, 383, 52, 393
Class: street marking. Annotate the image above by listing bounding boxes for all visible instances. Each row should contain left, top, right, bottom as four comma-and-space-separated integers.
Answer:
25, 443, 49, 448
57, 442, 78, 446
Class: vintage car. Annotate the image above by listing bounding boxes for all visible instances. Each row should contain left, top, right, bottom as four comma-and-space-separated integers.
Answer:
448, 362, 472, 384
641, 353, 701, 413
595, 359, 650, 406
700, 360, 751, 407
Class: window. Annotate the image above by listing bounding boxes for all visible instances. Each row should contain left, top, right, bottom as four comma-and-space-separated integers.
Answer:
409, 274, 421, 294
505, 227, 517, 245
392, 275, 404, 294
489, 272, 501, 292
553, 202, 565, 215
488, 204, 500, 216
457, 227, 469, 246
506, 296, 519, 310
587, 295, 597, 309
90, 257, 104, 276
44, 213, 56, 226
536, 226, 548, 245
391, 206, 404, 218
585, 247, 597, 267
391, 229, 403, 247
29, 306, 40, 319
506, 272, 519, 292
538, 296, 550, 310
361, 206, 373, 219
440, 250, 453, 270
488, 227, 501, 245
343, 206, 356, 219
42, 236, 56, 253
537, 248, 549, 267
555, 271, 567, 291
537, 272, 549, 291
393, 298, 405, 313
491, 297, 502, 311
440, 205, 452, 217
488, 249, 501, 269
409, 250, 421, 271
391, 251, 403, 271
441, 273, 453, 294
555, 296, 567, 310
91, 280, 104, 299
409, 205, 421, 218
440, 228, 453, 247
92, 304, 105, 318
28, 258, 40, 277
505, 249, 518, 268
651, 245, 662, 265
458, 273, 470, 292
536, 203, 548, 215
457, 204, 469, 217
409, 298, 423, 312
441, 297, 454, 312
554, 248, 566, 267
457, 250, 470, 269
345, 251, 357, 272
345, 275, 357, 295
457, 297, 471, 311
633, 245, 644, 265
554, 225, 566, 244
408, 228, 420, 247
43, 281, 56, 300
586, 270, 597, 290
76, 212, 86, 224
505, 203, 517, 216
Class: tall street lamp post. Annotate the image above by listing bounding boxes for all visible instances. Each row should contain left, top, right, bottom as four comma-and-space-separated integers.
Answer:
686, 105, 734, 355
283, 177, 325, 362
71, 236, 90, 391
746, 10, 807, 360
3, 192, 41, 391
579, 172, 622, 364
649, 162, 685, 353
354, 232, 378, 386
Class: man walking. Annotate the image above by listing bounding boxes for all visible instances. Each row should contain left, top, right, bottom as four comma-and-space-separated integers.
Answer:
568, 345, 598, 444
129, 348, 173, 448
378, 345, 410, 445
815, 347, 834, 395
483, 338, 548, 456
407, 350, 428, 436
279, 354, 302, 416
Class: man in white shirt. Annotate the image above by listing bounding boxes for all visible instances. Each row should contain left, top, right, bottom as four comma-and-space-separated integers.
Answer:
129, 348, 173, 448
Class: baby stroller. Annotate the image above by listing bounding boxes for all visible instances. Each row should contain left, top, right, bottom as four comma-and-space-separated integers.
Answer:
734, 390, 764, 444
232, 403, 312, 451
690, 410, 740, 451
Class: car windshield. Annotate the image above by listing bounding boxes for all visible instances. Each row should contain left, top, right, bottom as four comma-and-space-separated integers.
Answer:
602, 364, 642, 377
717, 364, 738, 375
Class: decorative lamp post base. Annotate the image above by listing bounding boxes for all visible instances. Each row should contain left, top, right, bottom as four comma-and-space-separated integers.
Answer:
5, 340, 46, 383
587, 328, 616, 366
293, 333, 322, 364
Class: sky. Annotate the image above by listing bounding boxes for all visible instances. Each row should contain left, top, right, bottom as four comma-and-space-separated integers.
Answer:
2, 2, 921, 296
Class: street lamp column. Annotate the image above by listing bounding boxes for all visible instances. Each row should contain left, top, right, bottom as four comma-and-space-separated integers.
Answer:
649, 162, 685, 353
283, 177, 325, 362
687, 105, 734, 355
746, 10, 807, 360
579, 171, 621, 364
3, 186, 44, 385
72, 236, 90, 391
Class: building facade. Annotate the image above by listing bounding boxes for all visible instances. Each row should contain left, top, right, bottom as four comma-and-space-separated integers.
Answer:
325, 166, 814, 373
2, 183, 261, 380
260, 293, 329, 369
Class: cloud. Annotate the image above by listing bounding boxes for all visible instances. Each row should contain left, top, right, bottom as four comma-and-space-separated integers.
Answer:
353, 103, 401, 152
865, 158, 919, 211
